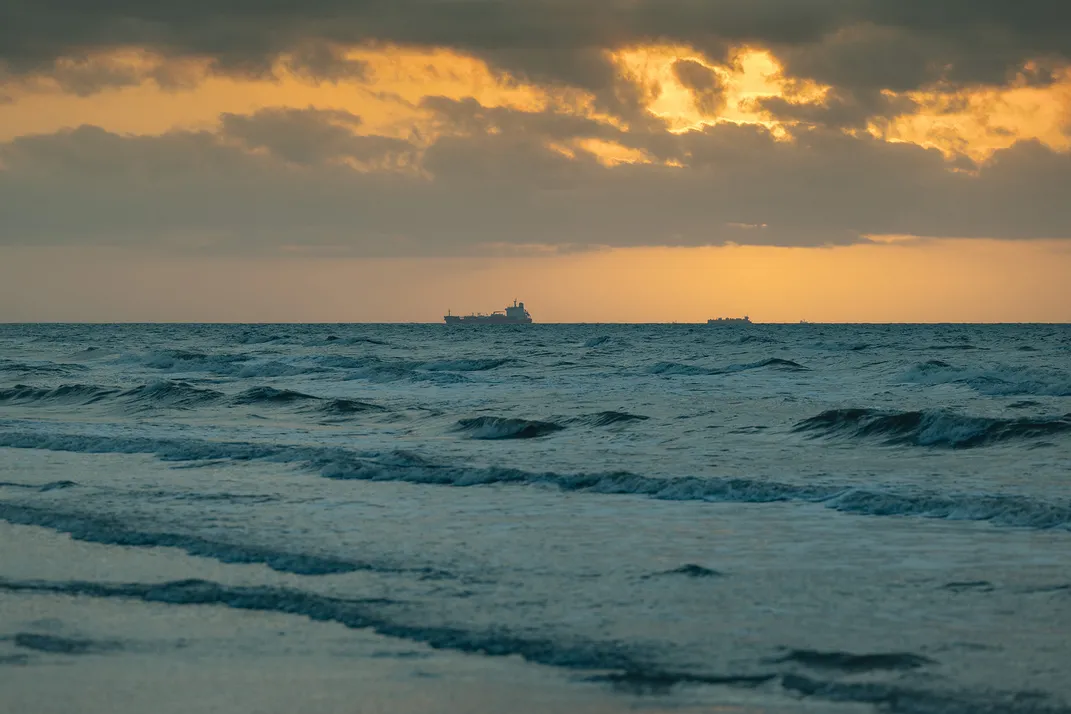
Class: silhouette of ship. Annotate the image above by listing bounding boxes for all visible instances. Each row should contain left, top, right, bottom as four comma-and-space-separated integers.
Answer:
444, 300, 533, 325
707, 316, 751, 324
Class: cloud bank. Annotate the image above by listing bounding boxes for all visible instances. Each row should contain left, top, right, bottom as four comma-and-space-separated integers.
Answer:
2, 103, 1069, 255
1, 1, 1070, 254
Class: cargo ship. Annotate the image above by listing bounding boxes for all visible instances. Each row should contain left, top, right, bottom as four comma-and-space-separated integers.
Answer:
707, 316, 751, 324
444, 300, 533, 325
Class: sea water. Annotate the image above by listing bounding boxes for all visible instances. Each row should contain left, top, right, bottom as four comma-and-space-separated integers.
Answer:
0, 323, 1069, 713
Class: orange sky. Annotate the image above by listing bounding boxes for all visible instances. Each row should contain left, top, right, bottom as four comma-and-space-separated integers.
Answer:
2, 239, 1069, 323
1, 43, 1070, 322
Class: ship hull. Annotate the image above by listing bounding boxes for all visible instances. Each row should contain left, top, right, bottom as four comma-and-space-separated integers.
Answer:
444, 315, 532, 325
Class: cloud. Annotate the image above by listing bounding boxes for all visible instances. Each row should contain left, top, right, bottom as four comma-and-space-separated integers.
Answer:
2, 0, 1068, 112
755, 88, 919, 130
219, 107, 413, 167
281, 42, 370, 84
672, 60, 727, 116
2, 101, 1070, 254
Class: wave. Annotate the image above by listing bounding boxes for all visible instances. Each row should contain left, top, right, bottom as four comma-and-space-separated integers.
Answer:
572, 411, 649, 427
645, 565, 723, 579
901, 361, 1071, 397
455, 417, 564, 440
744, 358, 808, 371
0, 384, 119, 406
0, 575, 1056, 714
584, 336, 612, 348
0, 577, 652, 673
231, 386, 384, 417
339, 360, 470, 384
648, 358, 807, 376
0, 380, 382, 418
647, 362, 717, 376
419, 358, 513, 372
125, 350, 499, 384
588, 671, 775, 695
123, 350, 318, 379
133, 349, 248, 371
0, 359, 89, 378
0, 503, 444, 578
317, 398, 385, 416
925, 343, 981, 351
310, 335, 388, 346
234, 360, 322, 379
2, 430, 1068, 530
232, 386, 320, 405
776, 673, 1071, 714
119, 381, 225, 410
12, 632, 121, 655
767, 649, 934, 673
795, 408, 1071, 448
942, 581, 995, 593
0, 480, 78, 492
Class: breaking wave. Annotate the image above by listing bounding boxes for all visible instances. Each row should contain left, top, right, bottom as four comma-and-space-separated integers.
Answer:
2, 430, 1068, 530
456, 417, 564, 440
795, 408, 1071, 448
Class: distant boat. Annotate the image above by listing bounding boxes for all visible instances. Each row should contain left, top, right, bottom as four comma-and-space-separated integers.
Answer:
707, 316, 751, 325
445, 300, 533, 325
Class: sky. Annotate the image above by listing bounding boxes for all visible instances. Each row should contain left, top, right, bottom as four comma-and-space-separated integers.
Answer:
1, 1, 1070, 322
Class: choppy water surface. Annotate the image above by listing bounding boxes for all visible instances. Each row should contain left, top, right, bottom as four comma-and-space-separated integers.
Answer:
1, 323, 1069, 713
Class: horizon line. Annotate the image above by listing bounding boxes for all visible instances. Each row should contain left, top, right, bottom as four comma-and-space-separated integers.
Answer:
2, 321, 1069, 326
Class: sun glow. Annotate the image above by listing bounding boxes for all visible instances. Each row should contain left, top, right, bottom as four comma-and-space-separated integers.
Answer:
609, 46, 824, 135
877, 68, 1071, 161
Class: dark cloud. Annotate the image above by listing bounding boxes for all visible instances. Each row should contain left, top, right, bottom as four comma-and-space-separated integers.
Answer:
2, 103, 1070, 254
50, 57, 143, 96
754, 89, 919, 130
220, 107, 413, 166
2, 0, 1068, 113
672, 60, 727, 116
282, 42, 370, 83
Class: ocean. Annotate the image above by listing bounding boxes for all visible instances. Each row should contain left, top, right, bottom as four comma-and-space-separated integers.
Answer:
1, 323, 1069, 713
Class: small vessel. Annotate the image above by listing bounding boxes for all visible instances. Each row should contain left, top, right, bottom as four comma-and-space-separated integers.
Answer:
445, 300, 533, 325
707, 316, 751, 325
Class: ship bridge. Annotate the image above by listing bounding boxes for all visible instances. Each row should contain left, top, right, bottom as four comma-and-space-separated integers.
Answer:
505, 301, 530, 321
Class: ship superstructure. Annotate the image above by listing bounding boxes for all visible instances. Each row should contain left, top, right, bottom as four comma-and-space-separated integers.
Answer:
445, 300, 533, 325
707, 316, 751, 324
